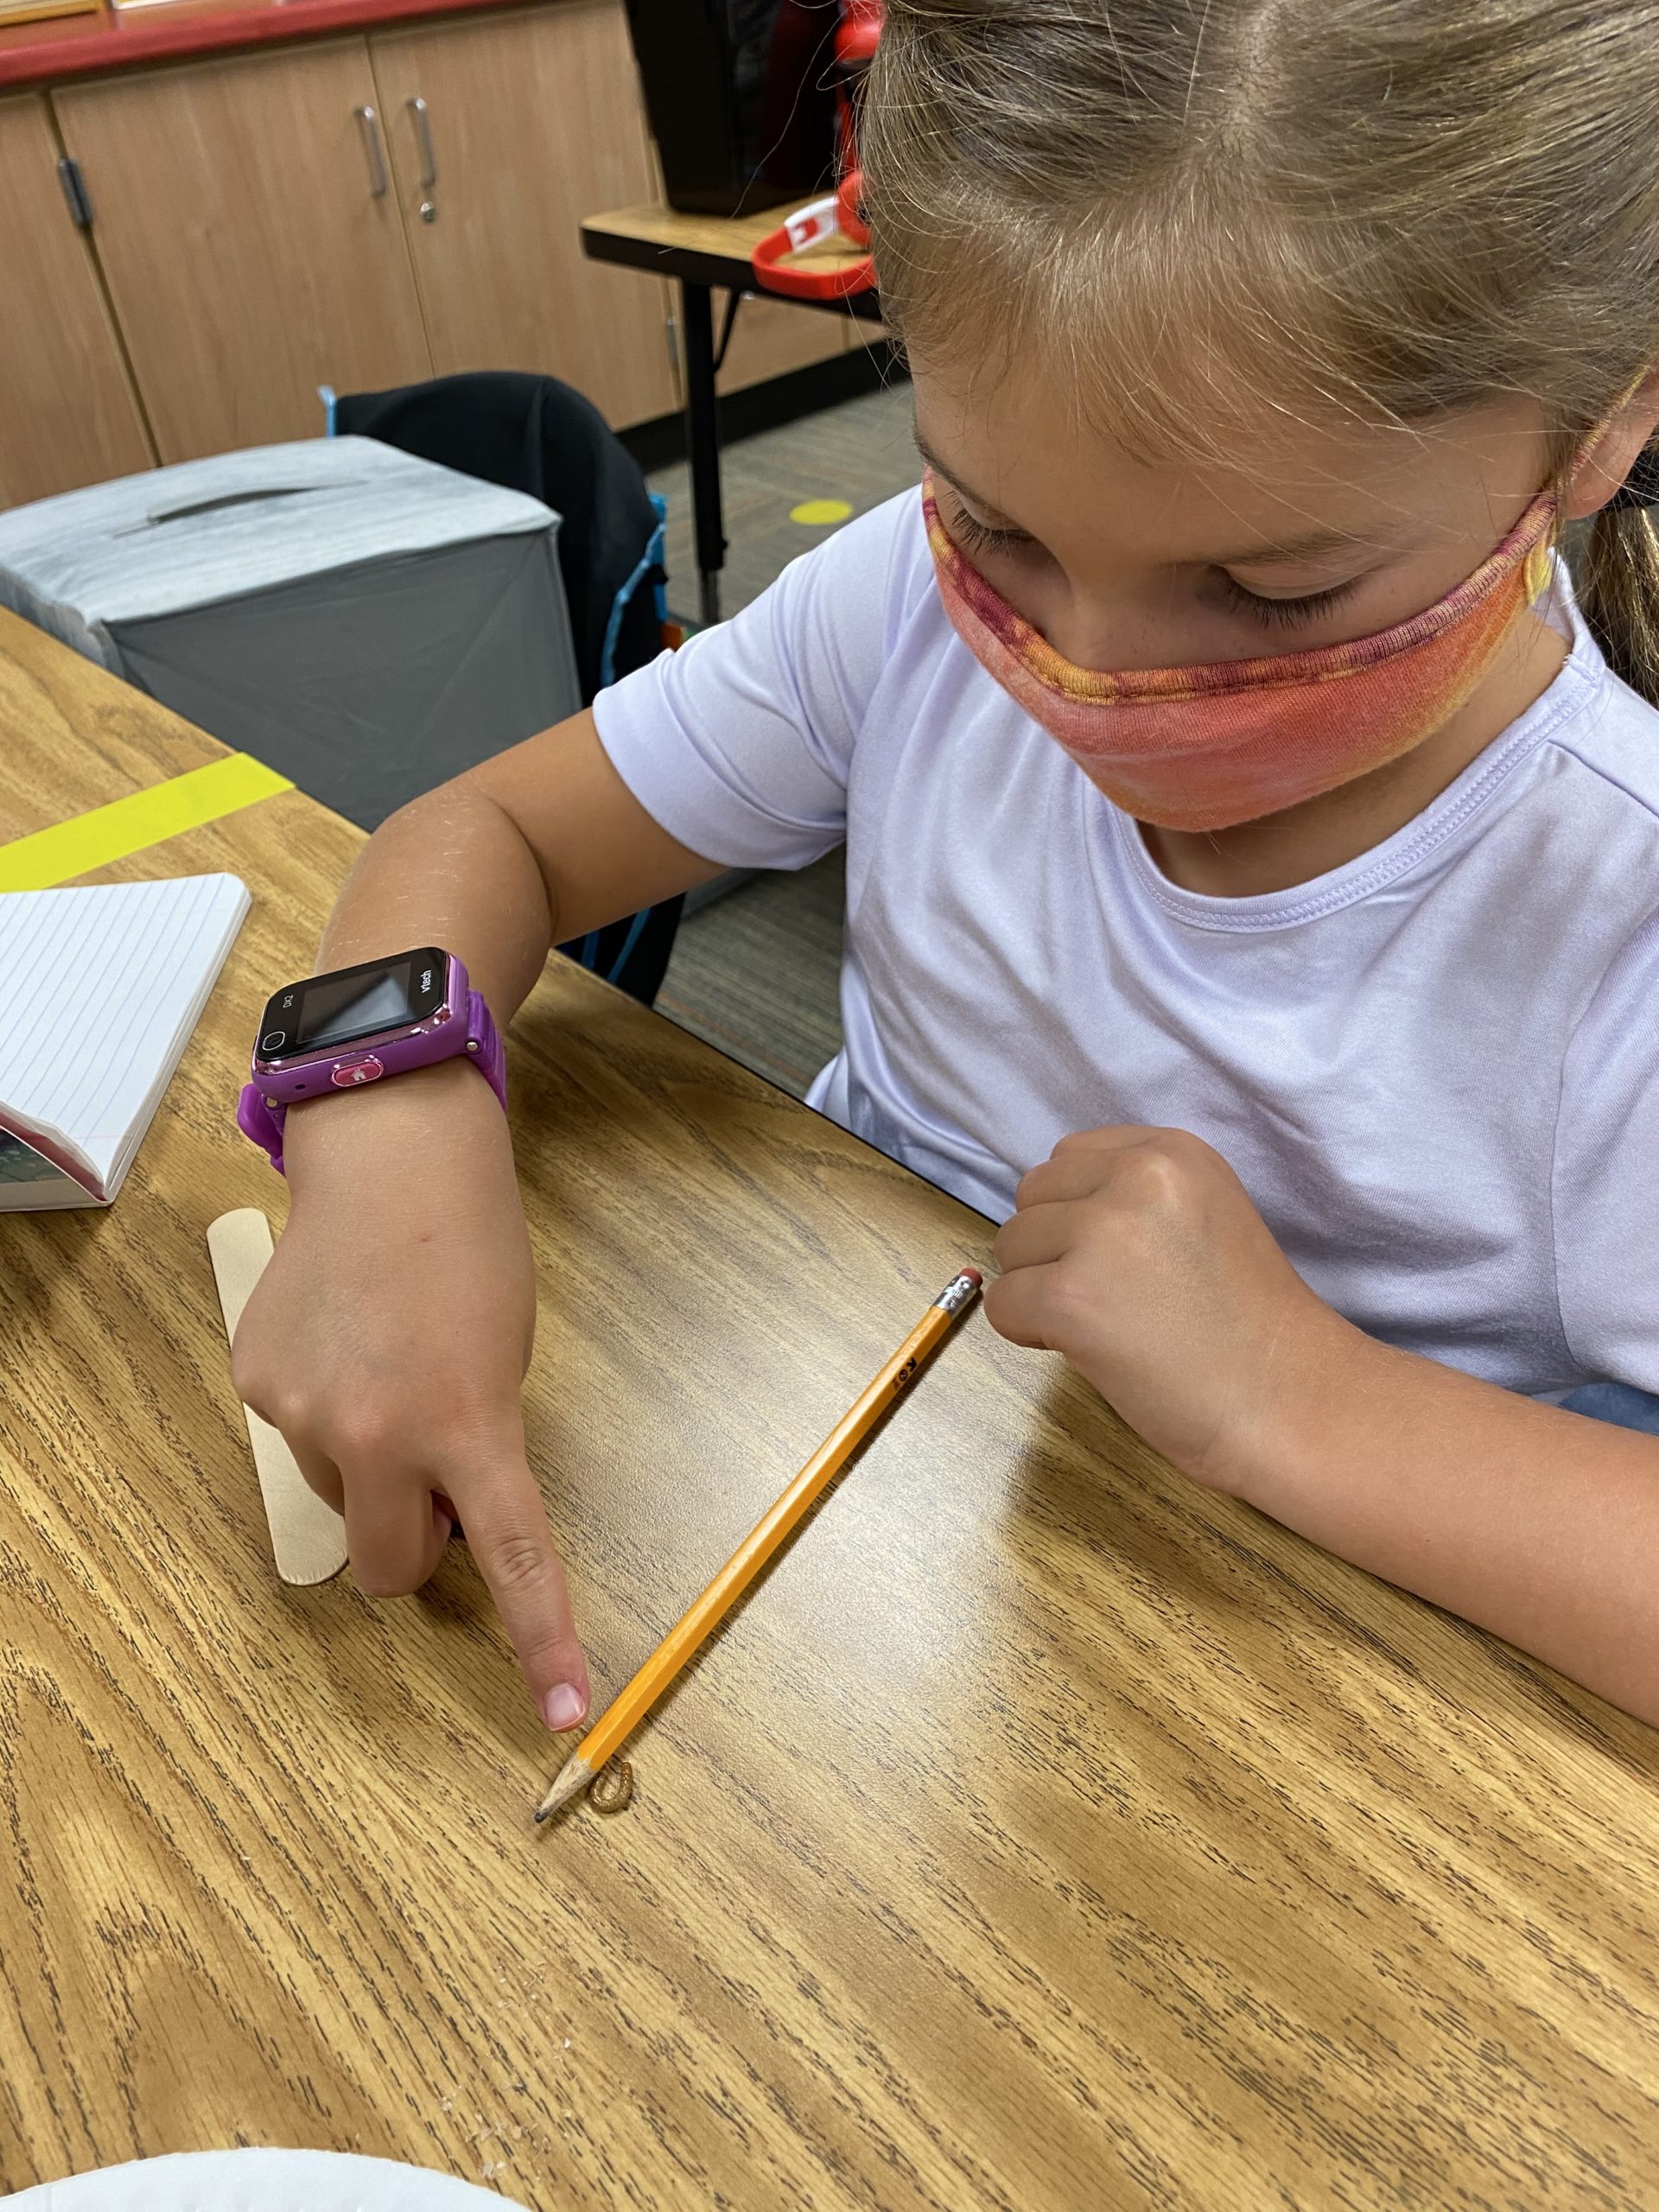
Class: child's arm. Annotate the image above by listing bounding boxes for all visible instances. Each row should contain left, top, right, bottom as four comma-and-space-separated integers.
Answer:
988, 1125, 1659, 1726
232, 711, 724, 1728
307, 709, 721, 1003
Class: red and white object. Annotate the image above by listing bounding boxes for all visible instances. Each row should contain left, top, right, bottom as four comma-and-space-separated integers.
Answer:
751, 174, 874, 301
751, 1, 880, 302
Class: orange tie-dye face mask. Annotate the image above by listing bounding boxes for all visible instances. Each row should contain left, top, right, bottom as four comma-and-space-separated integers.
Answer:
923, 470, 1559, 831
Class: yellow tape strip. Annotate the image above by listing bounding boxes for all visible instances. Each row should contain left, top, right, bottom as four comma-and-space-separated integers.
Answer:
0, 753, 292, 893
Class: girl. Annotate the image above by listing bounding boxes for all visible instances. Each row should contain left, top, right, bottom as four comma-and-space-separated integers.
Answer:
234, 0, 1659, 1741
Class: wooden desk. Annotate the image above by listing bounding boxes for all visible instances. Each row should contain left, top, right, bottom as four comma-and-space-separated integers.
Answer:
6, 608, 1659, 2209
582, 200, 880, 627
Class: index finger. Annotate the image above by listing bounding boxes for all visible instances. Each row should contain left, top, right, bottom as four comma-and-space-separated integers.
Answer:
453, 1433, 590, 1733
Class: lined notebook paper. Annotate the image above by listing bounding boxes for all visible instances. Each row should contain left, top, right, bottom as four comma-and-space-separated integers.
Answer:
0, 874, 250, 1210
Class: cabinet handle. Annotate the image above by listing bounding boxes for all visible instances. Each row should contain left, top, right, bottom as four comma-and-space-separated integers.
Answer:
57, 155, 94, 230
353, 105, 390, 199
407, 95, 439, 191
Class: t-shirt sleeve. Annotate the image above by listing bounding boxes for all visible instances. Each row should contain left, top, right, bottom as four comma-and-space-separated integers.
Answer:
591, 491, 918, 870
1552, 906, 1659, 1395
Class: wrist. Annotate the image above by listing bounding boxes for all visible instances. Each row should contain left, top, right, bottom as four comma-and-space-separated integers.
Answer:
1203, 1297, 1384, 1505
282, 1056, 509, 1189
239, 945, 506, 1177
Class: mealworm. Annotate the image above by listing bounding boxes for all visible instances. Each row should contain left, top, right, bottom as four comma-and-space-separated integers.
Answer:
588, 1758, 635, 1815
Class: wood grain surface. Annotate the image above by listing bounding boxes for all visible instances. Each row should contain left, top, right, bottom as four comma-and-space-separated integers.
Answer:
0, 0, 571, 95
54, 39, 433, 463
0, 607, 221, 832
582, 199, 875, 291
0, 93, 155, 510
5, 618, 1659, 2209
370, 2, 683, 431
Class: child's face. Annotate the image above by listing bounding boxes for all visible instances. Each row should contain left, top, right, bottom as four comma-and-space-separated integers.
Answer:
910, 351, 1635, 673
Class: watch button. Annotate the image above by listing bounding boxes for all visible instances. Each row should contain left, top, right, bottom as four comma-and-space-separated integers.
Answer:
260, 1030, 287, 1054
330, 1055, 385, 1088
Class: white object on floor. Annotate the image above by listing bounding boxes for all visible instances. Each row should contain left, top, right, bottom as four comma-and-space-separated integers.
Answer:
0, 873, 249, 1210
4, 2147, 520, 2209
207, 1208, 350, 1586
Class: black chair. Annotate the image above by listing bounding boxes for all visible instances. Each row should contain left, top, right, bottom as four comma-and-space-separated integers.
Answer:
335, 372, 683, 1006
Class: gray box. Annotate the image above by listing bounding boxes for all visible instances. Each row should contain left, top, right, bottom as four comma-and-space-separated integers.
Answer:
0, 437, 582, 830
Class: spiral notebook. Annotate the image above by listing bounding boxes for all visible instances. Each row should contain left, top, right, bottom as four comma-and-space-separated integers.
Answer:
0, 873, 250, 1211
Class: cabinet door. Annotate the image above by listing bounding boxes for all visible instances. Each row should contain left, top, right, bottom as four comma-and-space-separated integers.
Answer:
0, 94, 152, 508
371, 0, 680, 429
54, 41, 433, 463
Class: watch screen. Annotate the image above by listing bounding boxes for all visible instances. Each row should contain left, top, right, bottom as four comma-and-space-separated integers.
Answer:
297, 967, 415, 1048
257, 949, 448, 1061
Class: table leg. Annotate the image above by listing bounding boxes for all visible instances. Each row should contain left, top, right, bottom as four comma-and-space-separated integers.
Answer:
680, 280, 726, 627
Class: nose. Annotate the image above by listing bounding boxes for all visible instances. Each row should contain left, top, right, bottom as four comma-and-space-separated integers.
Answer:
1042, 613, 1115, 671
1028, 571, 1185, 676
1035, 592, 1145, 674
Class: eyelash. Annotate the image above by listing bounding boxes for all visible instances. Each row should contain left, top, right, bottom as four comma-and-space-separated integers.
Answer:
946, 498, 1362, 632
1213, 572, 1360, 631
947, 506, 1033, 561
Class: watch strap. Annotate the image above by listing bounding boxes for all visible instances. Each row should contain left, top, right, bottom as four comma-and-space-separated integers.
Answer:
238, 986, 505, 1175
464, 986, 508, 1112
236, 1084, 289, 1173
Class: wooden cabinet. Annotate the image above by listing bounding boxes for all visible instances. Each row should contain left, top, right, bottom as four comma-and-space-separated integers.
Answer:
48, 2, 679, 466
54, 41, 432, 462
0, 93, 152, 505
369, 0, 680, 427
713, 292, 851, 400
1, 0, 846, 510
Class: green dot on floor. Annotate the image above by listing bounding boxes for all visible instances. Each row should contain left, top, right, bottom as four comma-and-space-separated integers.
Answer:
790, 499, 855, 526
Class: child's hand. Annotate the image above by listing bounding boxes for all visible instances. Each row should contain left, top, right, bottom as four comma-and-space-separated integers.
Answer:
230, 1061, 589, 1734
986, 1127, 1355, 1491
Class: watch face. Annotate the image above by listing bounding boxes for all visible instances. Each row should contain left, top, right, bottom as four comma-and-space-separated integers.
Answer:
256, 949, 448, 1062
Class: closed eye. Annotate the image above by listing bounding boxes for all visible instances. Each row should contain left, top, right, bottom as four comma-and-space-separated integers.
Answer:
941, 476, 1369, 629
1215, 571, 1362, 630
945, 505, 1038, 562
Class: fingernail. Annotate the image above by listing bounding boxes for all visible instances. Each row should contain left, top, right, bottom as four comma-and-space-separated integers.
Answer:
542, 1682, 586, 1732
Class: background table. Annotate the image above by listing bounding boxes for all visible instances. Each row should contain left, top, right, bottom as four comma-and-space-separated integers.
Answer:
6, 607, 1659, 2209
582, 200, 880, 627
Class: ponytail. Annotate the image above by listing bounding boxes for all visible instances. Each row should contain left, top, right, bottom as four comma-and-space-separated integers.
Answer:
1574, 500, 1659, 707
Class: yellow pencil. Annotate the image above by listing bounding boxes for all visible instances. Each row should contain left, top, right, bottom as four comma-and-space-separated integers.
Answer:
534, 1266, 983, 1822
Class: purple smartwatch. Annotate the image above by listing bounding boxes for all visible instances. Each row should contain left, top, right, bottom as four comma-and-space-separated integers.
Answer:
238, 946, 505, 1173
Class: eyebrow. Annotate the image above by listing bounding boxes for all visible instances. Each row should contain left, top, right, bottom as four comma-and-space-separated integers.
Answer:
912, 429, 1424, 569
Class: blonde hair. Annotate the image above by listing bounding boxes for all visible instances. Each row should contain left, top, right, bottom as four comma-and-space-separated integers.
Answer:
861, 0, 1659, 697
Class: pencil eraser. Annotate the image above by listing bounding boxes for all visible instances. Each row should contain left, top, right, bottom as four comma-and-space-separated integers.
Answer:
961, 1267, 984, 1287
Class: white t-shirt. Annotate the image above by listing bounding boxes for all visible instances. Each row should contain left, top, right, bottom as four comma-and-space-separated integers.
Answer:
594, 491, 1659, 1402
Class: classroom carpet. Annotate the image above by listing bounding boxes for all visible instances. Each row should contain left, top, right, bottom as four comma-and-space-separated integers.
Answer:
646, 378, 920, 1097
647, 371, 920, 626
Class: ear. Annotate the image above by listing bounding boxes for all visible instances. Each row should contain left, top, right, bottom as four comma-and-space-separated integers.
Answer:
1562, 369, 1659, 521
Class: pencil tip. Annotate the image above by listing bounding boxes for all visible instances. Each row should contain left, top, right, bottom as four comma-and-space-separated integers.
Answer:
532, 1751, 594, 1824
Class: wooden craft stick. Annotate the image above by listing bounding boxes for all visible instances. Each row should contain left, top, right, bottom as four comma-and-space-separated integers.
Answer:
535, 1267, 983, 1822
207, 1208, 348, 1587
